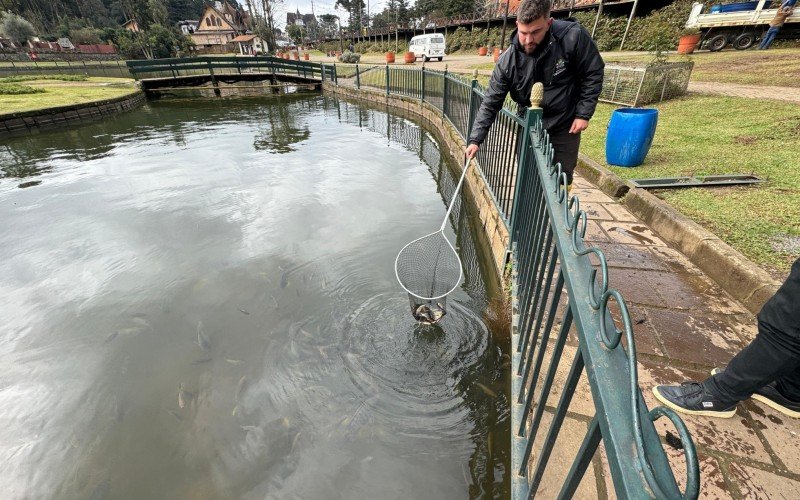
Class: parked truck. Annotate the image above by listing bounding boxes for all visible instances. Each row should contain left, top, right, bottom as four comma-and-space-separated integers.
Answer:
686, 0, 800, 51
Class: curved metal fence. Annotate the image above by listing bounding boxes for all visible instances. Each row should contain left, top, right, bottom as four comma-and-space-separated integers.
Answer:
327, 63, 701, 499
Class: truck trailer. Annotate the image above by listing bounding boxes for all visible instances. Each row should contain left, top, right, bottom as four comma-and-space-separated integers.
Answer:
685, 0, 800, 51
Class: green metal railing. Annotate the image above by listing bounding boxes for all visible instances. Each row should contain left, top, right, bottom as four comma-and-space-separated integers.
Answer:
126, 56, 334, 82
331, 65, 700, 499
0, 59, 131, 78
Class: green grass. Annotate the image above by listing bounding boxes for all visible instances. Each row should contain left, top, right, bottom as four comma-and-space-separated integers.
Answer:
0, 83, 45, 95
602, 48, 800, 88
0, 74, 89, 83
470, 48, 800, 88
0, 77, 138, 115
581, 95, 800, 277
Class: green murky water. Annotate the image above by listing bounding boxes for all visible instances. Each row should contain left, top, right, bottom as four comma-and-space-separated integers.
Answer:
0, 95, 509, 498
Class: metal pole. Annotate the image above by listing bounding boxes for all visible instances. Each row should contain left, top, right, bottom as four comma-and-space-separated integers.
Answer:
568, 0, 576, 16
619, 0, 639, 50
592, 0, 604, 38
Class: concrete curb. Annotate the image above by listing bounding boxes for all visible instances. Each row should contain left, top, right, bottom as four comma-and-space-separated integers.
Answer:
577, 153, 781, 315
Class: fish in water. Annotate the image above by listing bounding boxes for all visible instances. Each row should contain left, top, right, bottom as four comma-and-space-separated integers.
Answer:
178, 383, 191, 409
238, 308, 250, 315
413, 303, 446, 325
192, 357, 213, 365
476, 382, 497, 398
232, 375, 248, 416
280, 272, 290, 289
196, 321, 210, 351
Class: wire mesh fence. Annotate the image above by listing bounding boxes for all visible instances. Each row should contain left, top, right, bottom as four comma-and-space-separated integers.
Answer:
601, 62, 694, 107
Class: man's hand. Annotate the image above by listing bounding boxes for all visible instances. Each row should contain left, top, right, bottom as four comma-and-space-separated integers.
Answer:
466, 143, 480, 159
569, 118, 590, 134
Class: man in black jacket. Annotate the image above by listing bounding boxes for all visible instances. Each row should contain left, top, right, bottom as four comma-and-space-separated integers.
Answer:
465, 0, 604, 191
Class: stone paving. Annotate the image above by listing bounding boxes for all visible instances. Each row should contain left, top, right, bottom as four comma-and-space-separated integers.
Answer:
533, 175, 800, 499
688, 81, 800, 104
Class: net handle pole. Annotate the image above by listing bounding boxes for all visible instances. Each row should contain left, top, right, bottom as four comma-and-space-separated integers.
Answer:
439, 156, 471, 232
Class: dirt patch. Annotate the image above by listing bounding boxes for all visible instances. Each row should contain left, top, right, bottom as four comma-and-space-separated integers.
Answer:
734, 135, 759, 145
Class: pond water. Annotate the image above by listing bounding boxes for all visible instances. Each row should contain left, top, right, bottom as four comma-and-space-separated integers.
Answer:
0, 95, 509, 499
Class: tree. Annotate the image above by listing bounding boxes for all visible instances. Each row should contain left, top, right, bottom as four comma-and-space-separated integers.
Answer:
287, 23, 301, 42
0, 11, 36, 44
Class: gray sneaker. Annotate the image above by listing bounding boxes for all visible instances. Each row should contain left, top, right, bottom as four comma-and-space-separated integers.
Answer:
653, 382, 737, 418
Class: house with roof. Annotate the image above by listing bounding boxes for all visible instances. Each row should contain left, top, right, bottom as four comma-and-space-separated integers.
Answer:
122, 19, 140, 32
177, 20, 200, 35
232, 34, 265, 55
286, 10, 317, 27
191, 1, 249, 53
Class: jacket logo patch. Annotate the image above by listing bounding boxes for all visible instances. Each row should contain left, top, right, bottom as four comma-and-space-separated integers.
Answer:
553, 58, 567, 76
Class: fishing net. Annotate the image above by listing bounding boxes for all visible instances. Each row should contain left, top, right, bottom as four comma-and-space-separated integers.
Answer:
395, 158, 470, 325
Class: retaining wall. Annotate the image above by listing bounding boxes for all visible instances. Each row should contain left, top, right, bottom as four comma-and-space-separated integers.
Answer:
0, 91, 146, 140
323, 82, 510, 279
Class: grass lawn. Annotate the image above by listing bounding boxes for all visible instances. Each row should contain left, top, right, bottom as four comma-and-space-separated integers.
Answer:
581, 95, 800, 277
469, 48, 800, 88
601, 48, 800, 88
0, 77, 138, 115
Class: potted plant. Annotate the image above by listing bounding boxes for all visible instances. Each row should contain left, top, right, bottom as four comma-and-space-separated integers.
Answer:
386, 51, 395, 64
478, 46, 488, 56
303, 52, 309, 60
492, 47, 501, 63
677, 27, 701, 54
404, 51, 415, 63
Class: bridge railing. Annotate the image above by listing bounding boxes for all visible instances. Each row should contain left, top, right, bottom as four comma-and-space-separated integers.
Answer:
126, 56, 333, 82
331, 66, 700, 499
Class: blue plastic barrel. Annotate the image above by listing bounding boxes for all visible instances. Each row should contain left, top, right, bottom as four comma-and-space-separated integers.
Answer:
605, 108, 659, 168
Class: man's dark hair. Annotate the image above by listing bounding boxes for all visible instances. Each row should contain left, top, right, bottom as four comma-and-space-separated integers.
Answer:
517, 0, 552, 24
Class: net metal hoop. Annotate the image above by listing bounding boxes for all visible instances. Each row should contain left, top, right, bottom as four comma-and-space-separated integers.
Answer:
394, 229, 464, 301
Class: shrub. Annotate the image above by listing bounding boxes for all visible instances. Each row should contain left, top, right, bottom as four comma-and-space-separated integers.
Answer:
0, 83, 45, 95
338, 50, 362, 63
0, 74, 88, 83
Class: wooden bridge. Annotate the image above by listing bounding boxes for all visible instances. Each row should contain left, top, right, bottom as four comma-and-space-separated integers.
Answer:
126, 56, 333, 96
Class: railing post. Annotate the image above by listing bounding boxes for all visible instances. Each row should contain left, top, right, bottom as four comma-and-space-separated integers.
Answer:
509, 82, 543, 235
420, 64, 426, 102
467, 69, 479, 141
385, 64, 390, 96
356, 63, 361, 89
207, 59, 221, 97
333, 63, 338, 86
442, 64, 449, 118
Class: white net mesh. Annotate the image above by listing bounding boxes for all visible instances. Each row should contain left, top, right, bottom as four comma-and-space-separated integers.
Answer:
395, 230, 462, 302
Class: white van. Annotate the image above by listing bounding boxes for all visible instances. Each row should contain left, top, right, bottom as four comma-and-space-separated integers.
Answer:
409, 34, 445, 62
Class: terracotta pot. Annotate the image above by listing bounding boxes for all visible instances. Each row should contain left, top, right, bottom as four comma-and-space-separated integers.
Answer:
677, 34, 701, 54
478, 46, 488, 56
293, 52, 299, 60
404, 51, 415, 64
386, 51, 395, 64
335, 50, 342, 57
492, 47, 501, 63
303, 52, 309, 60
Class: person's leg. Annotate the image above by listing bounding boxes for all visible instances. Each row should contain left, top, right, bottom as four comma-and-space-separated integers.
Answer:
760, 27, 779, 49
546, 128, 581, 188
703, 319, 800, 404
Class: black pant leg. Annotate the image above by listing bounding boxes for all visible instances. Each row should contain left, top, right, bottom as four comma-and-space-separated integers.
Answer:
546, 128, 581, 185
703, 320, 800, 404
703, 257, 800, 404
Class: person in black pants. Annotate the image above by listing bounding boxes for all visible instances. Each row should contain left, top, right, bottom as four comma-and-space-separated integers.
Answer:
654, 257, 800, 418
465, 0, 604, 193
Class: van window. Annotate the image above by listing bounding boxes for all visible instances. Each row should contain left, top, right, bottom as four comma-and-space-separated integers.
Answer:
431, 36, 444, 43
411, 37, 420, 44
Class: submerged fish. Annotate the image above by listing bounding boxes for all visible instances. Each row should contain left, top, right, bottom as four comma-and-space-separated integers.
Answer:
196, 321, 210, 351
280, 272, 290, 288
475, 382, 497, 398
178, 383, 191, 409
238, 307, 250, 315
232, 375, 249, 416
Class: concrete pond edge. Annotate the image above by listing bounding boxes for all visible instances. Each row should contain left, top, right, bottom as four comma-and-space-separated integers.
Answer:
577, 153, 781, 315
0, 90, 146, 140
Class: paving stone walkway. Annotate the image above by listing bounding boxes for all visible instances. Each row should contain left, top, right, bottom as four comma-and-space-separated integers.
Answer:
534, 175, 800, 499
687, 81, 800, 104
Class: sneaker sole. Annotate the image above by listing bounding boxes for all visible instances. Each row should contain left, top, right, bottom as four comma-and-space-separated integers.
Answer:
750, 394, 800, 419
652, 386, 737, 418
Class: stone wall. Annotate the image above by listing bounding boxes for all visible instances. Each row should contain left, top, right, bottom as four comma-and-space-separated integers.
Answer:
0, 49, 123, 62
323, 82, 510, 280
0, 91, 146, 140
